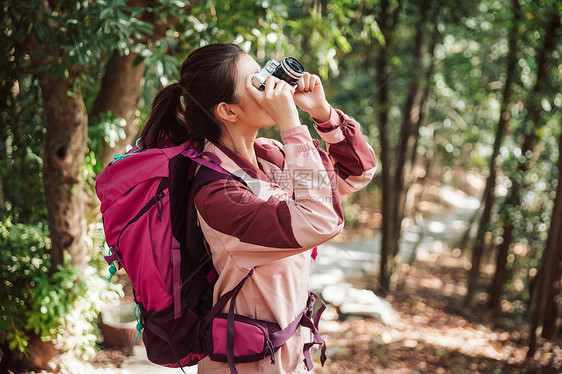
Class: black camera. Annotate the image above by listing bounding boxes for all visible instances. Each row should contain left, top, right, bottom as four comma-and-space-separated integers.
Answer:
252, 57, 305, 91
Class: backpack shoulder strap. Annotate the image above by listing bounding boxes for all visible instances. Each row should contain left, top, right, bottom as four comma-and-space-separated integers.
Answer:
168, 149, 239, 249
184, 162, 246, 263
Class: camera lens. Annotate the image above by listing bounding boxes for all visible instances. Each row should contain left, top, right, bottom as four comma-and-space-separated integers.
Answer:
273, 57, 304, 86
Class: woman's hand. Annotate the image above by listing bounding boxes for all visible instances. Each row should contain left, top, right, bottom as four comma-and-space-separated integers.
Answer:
294, 73, 331, 123
245, 74, 301, 132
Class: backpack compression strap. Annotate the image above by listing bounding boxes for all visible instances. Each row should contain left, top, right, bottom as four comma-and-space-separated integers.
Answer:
181, 148, 227, 175
267, 292, 327, 371
226, 269, 254, 374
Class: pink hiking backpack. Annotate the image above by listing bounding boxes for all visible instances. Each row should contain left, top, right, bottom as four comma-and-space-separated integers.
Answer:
96, 140, 327, 373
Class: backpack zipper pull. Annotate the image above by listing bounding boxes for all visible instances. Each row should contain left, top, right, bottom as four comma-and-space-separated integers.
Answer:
113, 139, 144, 162
134, 304, 143, 340
266, 337, 275, 365
156, 191, 165, 222
108, 263, 117, 282
107, 247, 117, 282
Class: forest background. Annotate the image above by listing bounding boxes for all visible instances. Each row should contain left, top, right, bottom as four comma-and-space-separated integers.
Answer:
1, 0, 561, 372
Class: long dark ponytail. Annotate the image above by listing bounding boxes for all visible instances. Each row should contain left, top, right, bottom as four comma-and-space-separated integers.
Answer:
140, 43, 244, 149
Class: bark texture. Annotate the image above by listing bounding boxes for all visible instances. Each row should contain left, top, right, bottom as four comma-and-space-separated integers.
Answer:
38, 73, 89, 273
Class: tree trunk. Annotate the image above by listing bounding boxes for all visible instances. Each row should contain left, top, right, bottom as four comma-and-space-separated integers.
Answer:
376, 0, 402, 294
488, 223, 513, 308
466, 0, 521, 309
401, 26, 439, 270
408, 25, 439, 175
0, 177, 4, 208
377, 42, 395, 294
38, 73, 89, 273
25, 1, 89, 273
509, 8, 560, 355
91, 51, 147, 166
393, 0, 428, 252
528, 124, 562, 356
86, 2, 180, 225
541, 223, 562, 339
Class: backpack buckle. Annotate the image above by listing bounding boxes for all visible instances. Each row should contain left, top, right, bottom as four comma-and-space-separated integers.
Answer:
104, 246, 122, 265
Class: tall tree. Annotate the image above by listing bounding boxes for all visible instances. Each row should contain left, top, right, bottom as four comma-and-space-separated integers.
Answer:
23, 2, 90, 273
528, 119, 562, 356
375, 0, 448, 293
485, 0, 522, 312
375, 0, 402, 293
539, 125, 562, 340
464, 0, 521, 308
2, 1, 187, 365
407, 24, 440, 181
487, 6, 560, 307
393, 0, 431, 252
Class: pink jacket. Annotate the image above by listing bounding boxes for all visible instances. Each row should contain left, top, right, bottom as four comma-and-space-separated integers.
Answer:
195, 108, 376, 373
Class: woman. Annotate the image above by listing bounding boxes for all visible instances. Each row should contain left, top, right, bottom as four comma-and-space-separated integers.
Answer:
140, 43, 377, 373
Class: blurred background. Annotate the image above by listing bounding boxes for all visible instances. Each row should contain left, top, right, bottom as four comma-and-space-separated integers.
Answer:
1, 0, 561, 372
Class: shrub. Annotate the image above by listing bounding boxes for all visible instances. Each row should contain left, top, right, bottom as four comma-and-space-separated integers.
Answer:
0, 219, 122, 364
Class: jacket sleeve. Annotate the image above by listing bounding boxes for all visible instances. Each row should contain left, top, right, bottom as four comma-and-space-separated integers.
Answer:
194, 126, 344, 268
313, 107, 377, 195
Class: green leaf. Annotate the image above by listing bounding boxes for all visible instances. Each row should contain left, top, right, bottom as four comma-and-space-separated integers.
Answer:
133, 55, 146, 66
34, 22, 48, 43
100, 7, 112, 19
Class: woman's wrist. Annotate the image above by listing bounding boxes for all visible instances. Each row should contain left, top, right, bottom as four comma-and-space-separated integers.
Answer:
308, 102, 332, 123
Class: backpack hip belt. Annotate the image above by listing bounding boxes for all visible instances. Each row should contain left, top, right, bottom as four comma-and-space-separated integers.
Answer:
202, 269, 328, 374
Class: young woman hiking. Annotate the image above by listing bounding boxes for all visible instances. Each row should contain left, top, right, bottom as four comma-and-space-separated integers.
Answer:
139, 43, 377, 373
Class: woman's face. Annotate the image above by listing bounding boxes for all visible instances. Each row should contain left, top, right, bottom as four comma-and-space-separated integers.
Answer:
230, 53, 277, 129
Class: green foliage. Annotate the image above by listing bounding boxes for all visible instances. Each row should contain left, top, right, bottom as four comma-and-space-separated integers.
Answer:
175, 0, 377, 75
3, 0, 153, 77
0, 219, 66, 353
493, 116, 561, 316
0, 76, 46, 224
85, 112, 128, 178
0, 219, 122, 358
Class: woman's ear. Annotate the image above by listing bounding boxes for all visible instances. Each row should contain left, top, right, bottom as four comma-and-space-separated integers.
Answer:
215, 102, 238, 124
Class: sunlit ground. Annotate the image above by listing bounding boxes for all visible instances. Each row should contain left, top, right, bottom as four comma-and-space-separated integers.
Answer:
314, 247, 562, 374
